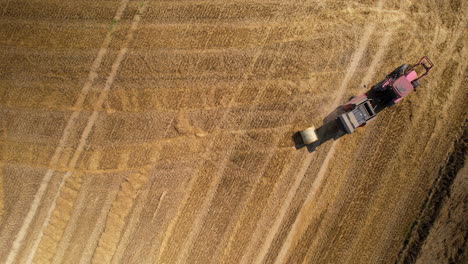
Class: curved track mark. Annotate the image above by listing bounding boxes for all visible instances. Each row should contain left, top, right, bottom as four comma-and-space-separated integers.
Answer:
110, 190, 166, 264
172, 27, 285, 264
274, 26, 396, 264
4, 1, 131, 263
77, 177, 122, 264
22, 2, 149, 263
153, 7, 284, 263
50, 175, 93, 264
252, 1, 385, 263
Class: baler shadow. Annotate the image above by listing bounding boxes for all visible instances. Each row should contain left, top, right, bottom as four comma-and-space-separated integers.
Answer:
293, 105, 348, 152
293, 120, 346, 152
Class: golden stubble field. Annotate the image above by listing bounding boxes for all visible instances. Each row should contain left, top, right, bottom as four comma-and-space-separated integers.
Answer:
0, 0, 466, 263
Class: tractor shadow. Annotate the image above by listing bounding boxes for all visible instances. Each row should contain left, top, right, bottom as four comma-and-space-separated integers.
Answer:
293, 106, 347, 152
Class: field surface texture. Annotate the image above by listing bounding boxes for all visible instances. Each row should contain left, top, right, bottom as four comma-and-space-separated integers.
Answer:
0, 0, 467, 263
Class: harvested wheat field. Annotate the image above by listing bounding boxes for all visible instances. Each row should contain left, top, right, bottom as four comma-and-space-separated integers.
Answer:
0, 0, 467, 263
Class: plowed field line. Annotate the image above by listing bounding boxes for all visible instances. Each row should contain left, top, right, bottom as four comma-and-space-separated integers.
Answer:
252, 1, 385, 263
274, 26, 396, 264
306, 111, 397, 263
137, 6, 243, 262
4, 0, 131, 262
395, 68, 466, 264
419, 19, 467, 156
171, 27, 284, 264
219, 150, 303, 263
91, 118, 174, 263
306, 13, 467, 263
1, 93, 328, 115
50, 175, 93, 264
170, 6, 321, 262
150, 0, 307, 6
109, 187, 151, 264
110, 190, 166, 264
78, 177, 122, 264
154, 5, 286, 262
385, 20, 467, 264
217, 5, 319, 261
0, 160, 137, 175
178, 102, 307, 264
171, 3, 233, 110
20, 2, 149, 263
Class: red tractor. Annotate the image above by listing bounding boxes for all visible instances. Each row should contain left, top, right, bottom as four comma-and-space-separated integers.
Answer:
300, 56, 434, 144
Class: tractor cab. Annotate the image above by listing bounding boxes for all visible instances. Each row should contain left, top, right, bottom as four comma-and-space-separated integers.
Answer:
389, 56, 433, 104
390, 72, 417, 103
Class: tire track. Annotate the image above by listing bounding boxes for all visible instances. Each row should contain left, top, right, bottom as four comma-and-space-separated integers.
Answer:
91, 171, 150, 264
302, 8, 421, 259
273, 141, 337, 263
179, 105, 309, 264
160, 2, 328, 261
216, 38, 319, 260
419, 20, 467, 156
44, 175, 122, 264
308, 107, 399, 264
77, 176, 122, 264
233, 20, 337, 264
169, 6, 328, 263
4, 0, 131, 262
31, 172, 83, 264
394, 58, 466, 264
305, 10, 466, 263
91, 109, 174, 264
172, 34, 296, 264
218, 150, 303, 263
376, 18, 467, 264
236, 148, 317, 264
164, 26, 280, 264
49, 174, 93, 264
251, 1, 385, 263
145, 3, 270, 261
310, 111, 398, 263
110, 189, 166, 264
21, 2, 149, 263
274, 26, 396, 264
153, 4, 287, 262
231, 152, 306, 261
103, 2, 242, 262
108, 186, 152, 264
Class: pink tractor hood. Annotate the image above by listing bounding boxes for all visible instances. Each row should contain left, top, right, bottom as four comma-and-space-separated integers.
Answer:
392, 70, 418, 103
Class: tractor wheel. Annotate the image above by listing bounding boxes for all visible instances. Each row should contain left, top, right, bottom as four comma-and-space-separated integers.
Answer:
300, 126, 318, 144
